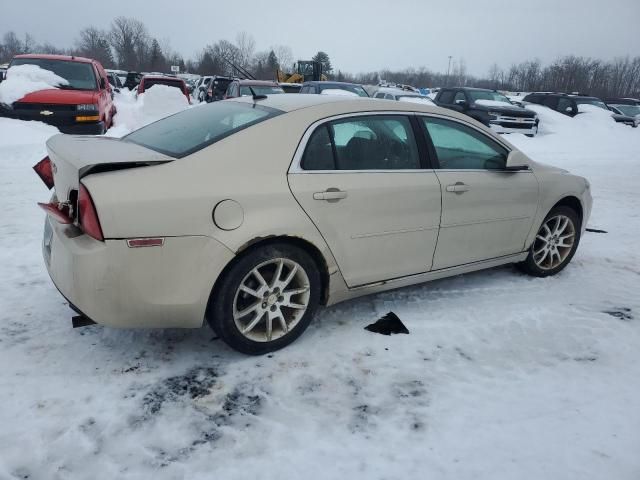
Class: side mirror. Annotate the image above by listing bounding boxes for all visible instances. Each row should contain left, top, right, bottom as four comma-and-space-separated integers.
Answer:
455, 99, 468, 109
99, 78, 106, 89
505, 150, 530, 171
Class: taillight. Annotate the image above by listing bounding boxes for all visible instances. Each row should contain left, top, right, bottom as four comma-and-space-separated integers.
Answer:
33, 156, 54, 189
78, 183, 103, 241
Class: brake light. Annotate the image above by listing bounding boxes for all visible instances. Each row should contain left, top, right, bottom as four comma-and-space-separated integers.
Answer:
78, 183, 103, 241
37, 202, 72, 224
33, 156, 54, 189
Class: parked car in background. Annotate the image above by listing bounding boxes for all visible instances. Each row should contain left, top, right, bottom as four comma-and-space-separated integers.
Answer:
0, 54, 116, 134
106, 70, 123, 92
194, 75, 213, 102
372, 87, 436, 105
605, 98, 640, 127
224, 79, 285, 98
605, 97, 640, 106
136, 75, 191, 103
300, 81, 369, 97
36, 95, 591, 354
524, 92, 638, 127
436, 87, 538, 136
205, 76, 234, 102
279, 83, 302, 93
123, 71, 142, 90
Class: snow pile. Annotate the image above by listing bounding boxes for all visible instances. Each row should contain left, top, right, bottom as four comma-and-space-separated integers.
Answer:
321, 89, 359, 96
475, 99, 512, 107
0, 64, 68, 105
0, 118, 59, 147
107, 84, 191, 137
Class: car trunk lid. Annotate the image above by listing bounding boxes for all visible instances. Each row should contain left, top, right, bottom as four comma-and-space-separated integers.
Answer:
45, 134, 174, 206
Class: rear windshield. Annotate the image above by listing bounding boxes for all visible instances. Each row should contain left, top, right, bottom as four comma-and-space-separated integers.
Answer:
143, 78, 184, 91
123, 101, 283, 158
251, 86, 285, 95
10, 58, 97, 90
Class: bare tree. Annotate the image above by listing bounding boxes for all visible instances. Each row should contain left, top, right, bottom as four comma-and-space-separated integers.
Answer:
109, 17, 148, 70
235, 32, 255, 69
76, 27, 113, 67
272, 45, 294, 72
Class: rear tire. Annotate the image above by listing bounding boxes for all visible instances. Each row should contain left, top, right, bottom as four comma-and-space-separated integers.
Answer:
207, 243, 321, 355
518, 206, 581, 277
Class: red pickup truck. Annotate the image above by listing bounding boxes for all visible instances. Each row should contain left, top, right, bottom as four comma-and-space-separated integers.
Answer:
0, 54, 116, 134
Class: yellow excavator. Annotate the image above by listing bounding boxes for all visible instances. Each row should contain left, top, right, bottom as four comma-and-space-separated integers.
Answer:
276, 60, 326, 83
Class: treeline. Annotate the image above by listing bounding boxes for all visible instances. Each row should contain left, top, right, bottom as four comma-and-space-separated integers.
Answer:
0, 17, 330, 81
345, 56, 640, 98
1, 18, 639, 98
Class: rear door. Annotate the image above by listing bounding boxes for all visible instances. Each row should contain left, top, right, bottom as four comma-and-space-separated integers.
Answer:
288, 114, 442, 287
419, 115, 539, 269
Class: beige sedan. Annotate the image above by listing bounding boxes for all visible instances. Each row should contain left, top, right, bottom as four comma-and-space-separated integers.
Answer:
36, 95, 592, 354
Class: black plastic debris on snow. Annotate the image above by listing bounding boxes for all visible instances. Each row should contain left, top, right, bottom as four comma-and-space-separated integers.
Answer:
365, 312, 409, 336
586, 228, 608, 233
603, 307, 633, 321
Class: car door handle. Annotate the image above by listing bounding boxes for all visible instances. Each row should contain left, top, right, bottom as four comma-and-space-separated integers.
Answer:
446, 182, 470, 193
313, 189, 348, 201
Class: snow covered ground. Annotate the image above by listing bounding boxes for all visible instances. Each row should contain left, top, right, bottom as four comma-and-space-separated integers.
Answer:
0, 93, 639, 480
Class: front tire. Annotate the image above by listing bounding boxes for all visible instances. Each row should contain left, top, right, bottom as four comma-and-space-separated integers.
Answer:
208, 243, 321, 355
519, 206, 581, 277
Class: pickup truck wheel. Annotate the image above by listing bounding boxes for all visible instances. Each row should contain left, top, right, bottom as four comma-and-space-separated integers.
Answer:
518, 206, 580, 277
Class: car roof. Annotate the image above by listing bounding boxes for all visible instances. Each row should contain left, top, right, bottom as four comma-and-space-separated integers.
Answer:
143, 75, 184, 81
375, 87, 421, 96
303, 81, 362, 87
13, 53, 95, 64
443, 87, 495, 92
228, 94, 458, 117
237, 79, 280, 86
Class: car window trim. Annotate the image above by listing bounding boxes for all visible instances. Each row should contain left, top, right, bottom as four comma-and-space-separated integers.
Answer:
289, 110, 444, 174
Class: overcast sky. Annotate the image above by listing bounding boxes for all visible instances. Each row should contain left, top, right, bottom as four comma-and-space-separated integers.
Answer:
2, 0, 639, 75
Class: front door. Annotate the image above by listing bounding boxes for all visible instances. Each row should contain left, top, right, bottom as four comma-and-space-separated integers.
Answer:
288, 114, 442, 287
419, 116, 539, 270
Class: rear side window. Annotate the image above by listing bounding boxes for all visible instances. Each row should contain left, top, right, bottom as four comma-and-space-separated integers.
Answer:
123, 102, 282, 158
302, 126, 334, 170
301, 115, 420, 170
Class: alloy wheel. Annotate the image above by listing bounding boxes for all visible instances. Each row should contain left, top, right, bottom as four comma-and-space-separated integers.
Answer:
232, 258, 311, 342
532, 214, 576, 270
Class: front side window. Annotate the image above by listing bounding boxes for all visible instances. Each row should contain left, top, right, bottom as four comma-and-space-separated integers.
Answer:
240, 86, 252, 96
557, 98, 574, 113
124, 101, 282, 158
453, 91, 466, 104
301, 115, 420, 170
422, 117, 508, 170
